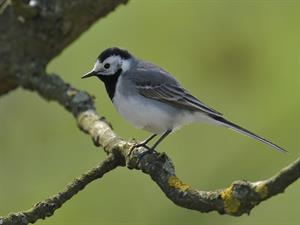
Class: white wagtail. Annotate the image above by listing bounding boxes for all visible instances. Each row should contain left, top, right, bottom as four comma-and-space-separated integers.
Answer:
82, 47, 286, 153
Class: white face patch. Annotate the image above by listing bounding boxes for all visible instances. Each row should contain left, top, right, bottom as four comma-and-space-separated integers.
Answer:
100, 56, 122, 76
93, 60, 102, 72
121, 59, 131, 72
103, 55, 121, 66
93, 55, 132, 76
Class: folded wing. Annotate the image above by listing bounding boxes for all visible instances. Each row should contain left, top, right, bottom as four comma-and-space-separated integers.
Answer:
136, 83, 223, 117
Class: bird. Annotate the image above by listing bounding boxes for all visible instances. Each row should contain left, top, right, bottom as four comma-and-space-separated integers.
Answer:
82, 47, 286, 153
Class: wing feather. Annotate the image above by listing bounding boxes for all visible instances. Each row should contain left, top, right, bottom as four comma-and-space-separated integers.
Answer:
136, 83, 223, 116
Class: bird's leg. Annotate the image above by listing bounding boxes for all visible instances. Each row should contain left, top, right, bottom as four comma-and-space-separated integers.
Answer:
149, 129, 172, 152
130, 130, 172, 160
131, 130, 172, 163
133, 134, 157, 149
128, 134, 157, 158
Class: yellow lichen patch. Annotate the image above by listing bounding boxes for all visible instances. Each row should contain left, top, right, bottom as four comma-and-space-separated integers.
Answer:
255, 182, 268, 199
168, 176, 190, 191
220, 186, 241, 214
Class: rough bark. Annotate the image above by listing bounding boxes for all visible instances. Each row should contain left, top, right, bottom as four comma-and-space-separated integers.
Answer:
0, 0, 128, 95
0, 154, 120, 225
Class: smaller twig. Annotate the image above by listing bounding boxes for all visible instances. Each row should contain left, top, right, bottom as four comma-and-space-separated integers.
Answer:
0, 154, 121, 225
10, 0, 38, 20
259, 157, 300, 199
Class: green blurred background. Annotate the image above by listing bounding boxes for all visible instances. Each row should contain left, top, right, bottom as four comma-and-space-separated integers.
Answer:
1, 0, 299, 224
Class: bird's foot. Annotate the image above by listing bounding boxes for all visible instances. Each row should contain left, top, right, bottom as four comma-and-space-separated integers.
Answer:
133, 141, 151, 150
128, 141, 157, 159
128, 141, 149, 157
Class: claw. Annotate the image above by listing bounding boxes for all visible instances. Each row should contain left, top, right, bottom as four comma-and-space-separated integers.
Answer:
128, 142, 148, 157
133, 142, 151, 150
127, 142, 156, 158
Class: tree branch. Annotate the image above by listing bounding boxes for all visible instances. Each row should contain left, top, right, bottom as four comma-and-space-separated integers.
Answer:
10, 0, 39, 19
0, 154, 121, 225
0, 0, 128, 95
0, 70, 297, 225
72, 106, 300, 216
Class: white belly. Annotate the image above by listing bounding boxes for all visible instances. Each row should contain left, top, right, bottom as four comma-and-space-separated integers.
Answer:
112, 76, 214, 134
113, 92, 176, 134
112, 92, 215, 134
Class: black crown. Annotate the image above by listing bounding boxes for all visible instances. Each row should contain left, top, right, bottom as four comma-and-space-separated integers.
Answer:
98, 47, 132, 62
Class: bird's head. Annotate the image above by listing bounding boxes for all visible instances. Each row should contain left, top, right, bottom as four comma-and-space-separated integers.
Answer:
82, 47, 133, 79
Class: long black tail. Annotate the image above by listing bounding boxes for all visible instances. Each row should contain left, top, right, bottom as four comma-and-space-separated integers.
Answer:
211, 116, 287, 153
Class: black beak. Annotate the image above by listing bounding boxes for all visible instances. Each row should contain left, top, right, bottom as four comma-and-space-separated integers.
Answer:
81, 70, 96, 79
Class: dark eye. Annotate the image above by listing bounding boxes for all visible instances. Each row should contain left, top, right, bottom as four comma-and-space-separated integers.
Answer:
104, 63, 110, 69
